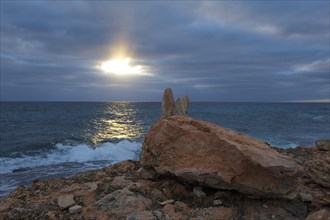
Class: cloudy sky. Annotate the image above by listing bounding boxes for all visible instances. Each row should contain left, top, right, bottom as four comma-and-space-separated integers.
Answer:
1, 1, 329, 102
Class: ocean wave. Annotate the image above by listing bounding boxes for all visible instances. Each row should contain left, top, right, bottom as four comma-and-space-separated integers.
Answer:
0, 140, 141, 174
299, 114, 326, 121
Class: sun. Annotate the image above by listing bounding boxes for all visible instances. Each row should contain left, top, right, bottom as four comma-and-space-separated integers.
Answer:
99, 57, 144, 76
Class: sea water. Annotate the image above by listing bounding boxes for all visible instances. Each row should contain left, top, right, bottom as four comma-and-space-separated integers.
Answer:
0, 102, 329, 196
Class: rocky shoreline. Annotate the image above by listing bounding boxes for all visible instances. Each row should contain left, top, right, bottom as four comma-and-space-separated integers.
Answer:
0, 144, 329, 219
1, 89, 329, 219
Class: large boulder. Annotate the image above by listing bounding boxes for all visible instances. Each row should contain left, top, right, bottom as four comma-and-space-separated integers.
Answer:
140, 116, 302, 197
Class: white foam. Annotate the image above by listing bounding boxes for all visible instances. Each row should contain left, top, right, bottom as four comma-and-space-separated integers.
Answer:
299, 114, 326, 121
0, 140, 141, 174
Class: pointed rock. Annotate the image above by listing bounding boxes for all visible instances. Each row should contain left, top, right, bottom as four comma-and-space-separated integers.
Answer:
162, 88, 175, 117
175, 96, 190, 116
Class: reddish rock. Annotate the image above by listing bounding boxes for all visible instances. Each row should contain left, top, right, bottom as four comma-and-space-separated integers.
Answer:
140, 115, 302, 197
210, 206, 236, 220
96, 188, 153, 216
305, 209, 330, 220
162, 88, 175, 117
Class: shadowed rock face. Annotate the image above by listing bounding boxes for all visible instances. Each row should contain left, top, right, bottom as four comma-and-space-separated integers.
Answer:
162, 88, 175, 117
140, 115, 303, 198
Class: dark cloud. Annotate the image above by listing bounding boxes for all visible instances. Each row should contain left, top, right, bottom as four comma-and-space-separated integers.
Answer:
1, 1, 329, 101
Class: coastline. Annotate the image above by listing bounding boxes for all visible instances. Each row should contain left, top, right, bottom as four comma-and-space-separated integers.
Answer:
0, 144, 329, 219
1, 91, 329, 219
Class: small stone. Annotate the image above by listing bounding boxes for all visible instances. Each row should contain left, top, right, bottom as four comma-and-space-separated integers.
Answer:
305, 209, 330, 220
271, 215, 276, 219
298, 193, 313, 202
315, 140, 330, 151
69, 205, 82, 214
160, 199, 174, 205
262, 204, 268, 208
58, 194, 75, 209
213, 200, 223, 206
193, 186, 206, 198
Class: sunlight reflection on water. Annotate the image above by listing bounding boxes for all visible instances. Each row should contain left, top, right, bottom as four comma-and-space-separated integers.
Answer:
90, 102, 145, 143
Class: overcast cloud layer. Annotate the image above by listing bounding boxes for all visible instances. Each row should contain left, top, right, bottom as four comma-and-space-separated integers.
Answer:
1, 1, 329, 102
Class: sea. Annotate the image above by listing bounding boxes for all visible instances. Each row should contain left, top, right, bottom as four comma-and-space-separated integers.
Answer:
0, 102, 329, 197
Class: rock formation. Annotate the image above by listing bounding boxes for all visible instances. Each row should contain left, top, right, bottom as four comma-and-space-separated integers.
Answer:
175, 96, 190, 116
162, 88, 190, 117
140, 115, 303, 197
162, 88, 175, 117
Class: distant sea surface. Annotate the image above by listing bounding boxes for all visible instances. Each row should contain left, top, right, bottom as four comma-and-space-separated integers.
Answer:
1, 102, 329, 196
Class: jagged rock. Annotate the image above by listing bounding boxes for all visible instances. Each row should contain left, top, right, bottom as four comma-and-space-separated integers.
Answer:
305, 209, 330, 220
316, 140, 330, 151
306, 150, 330, 188
162, 88, 175, 117
140, 115, 302, 197
175, 96, 189, 116
58, 194, 75, 209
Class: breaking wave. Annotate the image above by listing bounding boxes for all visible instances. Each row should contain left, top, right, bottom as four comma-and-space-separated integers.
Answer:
0, 140, 141, 174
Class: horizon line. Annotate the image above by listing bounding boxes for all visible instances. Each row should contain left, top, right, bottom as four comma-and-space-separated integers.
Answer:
1, 99, 329, 103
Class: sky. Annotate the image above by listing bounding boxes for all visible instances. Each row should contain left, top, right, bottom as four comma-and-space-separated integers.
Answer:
1, 1, 329, 102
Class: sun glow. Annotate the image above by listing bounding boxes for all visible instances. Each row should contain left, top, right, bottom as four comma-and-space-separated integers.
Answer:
99, 57, 147, 76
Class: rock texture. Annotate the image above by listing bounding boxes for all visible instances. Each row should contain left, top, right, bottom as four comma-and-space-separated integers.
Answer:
162, 88, 175, 117
305, 209, 330, 220
306, 149, 330, 188
57, 194, 75, 209
140, 115, 302, 197
175, 96, 190, 115
316, 139, 330, 151
274, 146, 330, 207
0, 158, 328, 220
